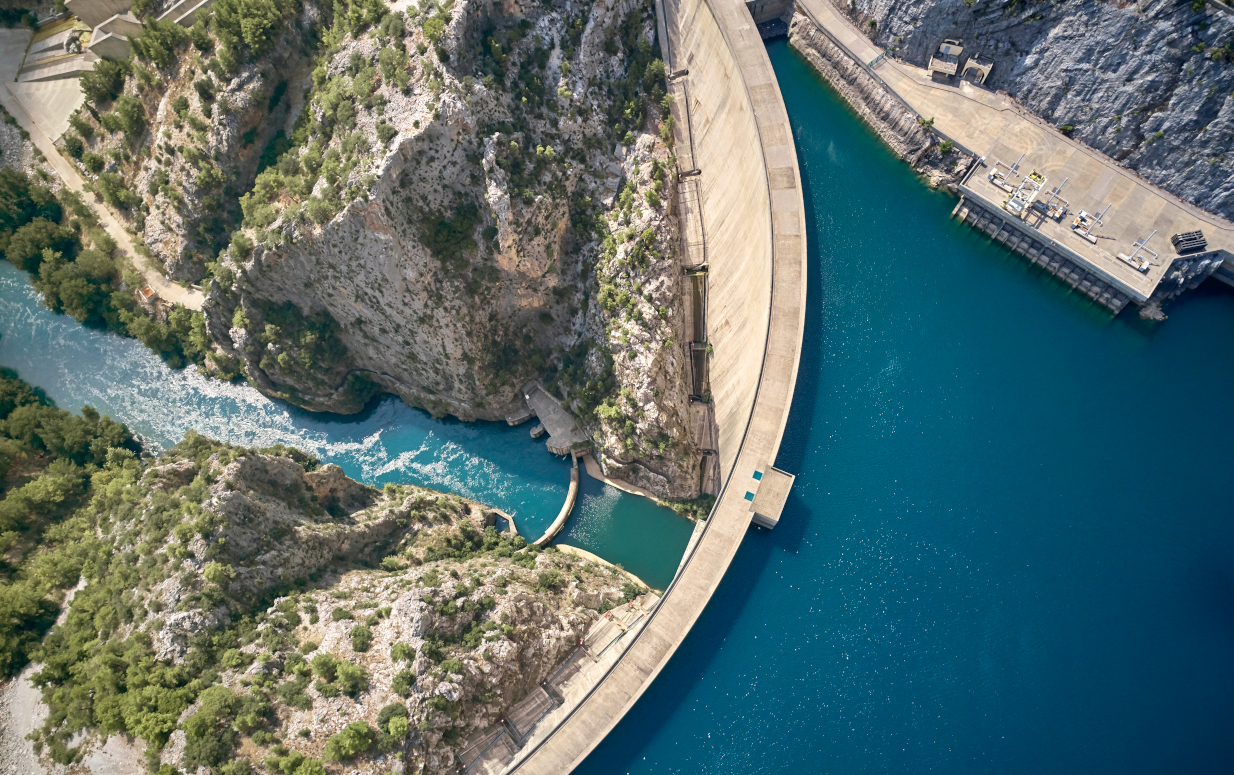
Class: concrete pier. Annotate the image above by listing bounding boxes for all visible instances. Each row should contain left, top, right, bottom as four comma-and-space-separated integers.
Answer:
532, 455, 579, 548
522, 383, 589, 455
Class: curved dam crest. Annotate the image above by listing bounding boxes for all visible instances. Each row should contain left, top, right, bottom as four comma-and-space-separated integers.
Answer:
503, 0, 808, 769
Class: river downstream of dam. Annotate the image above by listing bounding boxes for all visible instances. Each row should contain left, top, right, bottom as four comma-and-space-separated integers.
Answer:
570, 40, 1234, 774
0, 263, 694, 591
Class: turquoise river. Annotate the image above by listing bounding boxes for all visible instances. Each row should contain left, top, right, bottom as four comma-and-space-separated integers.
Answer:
0, 266, 695, 591
2, 37, 1233, 774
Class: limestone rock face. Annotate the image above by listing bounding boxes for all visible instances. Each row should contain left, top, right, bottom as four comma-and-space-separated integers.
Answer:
789, 17, 975, 193
839, 0, 1234, 220
194, 0, 703, 494
30, 435, 645, 775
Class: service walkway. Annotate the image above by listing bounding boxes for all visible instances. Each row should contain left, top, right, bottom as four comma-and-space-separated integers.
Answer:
503, 0, 807, 770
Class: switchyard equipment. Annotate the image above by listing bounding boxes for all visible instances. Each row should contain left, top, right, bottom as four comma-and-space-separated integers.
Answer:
1071, 203, 1111, 244
1170, 230, 1207, 255
1036, 177, 1069, 221
1118, 231, 1158, 274
987, 152, 1024, 192
1004, 170, 1046, 220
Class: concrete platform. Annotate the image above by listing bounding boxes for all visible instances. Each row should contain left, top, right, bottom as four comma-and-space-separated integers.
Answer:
8, 80, 86, 139
796, 0, 1234, 304
522, 383, 589, 455
748, 466, 794, 529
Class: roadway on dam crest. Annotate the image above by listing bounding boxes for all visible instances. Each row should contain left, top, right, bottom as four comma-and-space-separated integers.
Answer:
505, 0, 808, 770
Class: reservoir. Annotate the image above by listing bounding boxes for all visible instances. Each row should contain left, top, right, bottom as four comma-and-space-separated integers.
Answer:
0, 263, 694, 591
572, 40, 1234, 774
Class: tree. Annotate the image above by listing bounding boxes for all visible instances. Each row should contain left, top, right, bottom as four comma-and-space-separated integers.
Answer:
213, 0, 291, 56
79, 59, 128, 105
4, 218, 77, 273
96, 173, 139, 210
130, 18, 189, 68
112, 95, 146, 141
81, 153, 105, 174
63, 134, 84, 159
0, 169, 61, 242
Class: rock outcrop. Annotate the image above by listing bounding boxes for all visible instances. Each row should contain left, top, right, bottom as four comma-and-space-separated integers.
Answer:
26, 434, 645, 774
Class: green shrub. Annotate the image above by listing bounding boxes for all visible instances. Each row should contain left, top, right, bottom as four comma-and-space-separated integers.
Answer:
390, 642, 414, 661
331, 606, 352, 621
310, 652, 339, 681
81, 152, 105, 174
376, 702, 408, 734
64, 134, 84, 159
96, 173, 140, 209
323, 720, 375, 761
276, 675, 313, 710
68, 111, 94, 138
335, 662, 367, 696
392, 669, 415, 697
220, 648, 252, 668
349, 624, 371, 652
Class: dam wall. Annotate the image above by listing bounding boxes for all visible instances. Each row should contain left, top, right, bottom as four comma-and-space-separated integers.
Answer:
503, 0, 807, 771
667, 0, 774, 483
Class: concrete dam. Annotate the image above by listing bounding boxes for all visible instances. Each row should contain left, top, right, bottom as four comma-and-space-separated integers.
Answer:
467, 0, 809, 771
470, 0, 1234, 770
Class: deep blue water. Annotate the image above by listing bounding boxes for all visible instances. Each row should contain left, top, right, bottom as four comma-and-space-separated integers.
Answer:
572, 40, 1234, 774
0, 264, 693, 590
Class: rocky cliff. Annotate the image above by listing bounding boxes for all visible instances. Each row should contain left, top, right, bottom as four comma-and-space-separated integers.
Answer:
839, 0, 1234, 220
64, 0, 704, 496
24, 433, 644, 774
197, 0, 702, 495
788, 15, 976, 189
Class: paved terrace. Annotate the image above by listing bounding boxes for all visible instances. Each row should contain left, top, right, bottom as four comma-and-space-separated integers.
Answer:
797, 0, 1234, 301
503, 0, 807, 770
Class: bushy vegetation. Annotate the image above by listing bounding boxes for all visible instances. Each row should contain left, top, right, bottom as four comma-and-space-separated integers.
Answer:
0, 366, 139, 678
0, 169, 213, 370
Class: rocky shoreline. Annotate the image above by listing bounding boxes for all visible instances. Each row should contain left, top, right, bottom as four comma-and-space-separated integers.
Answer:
787, 14, 973, 191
